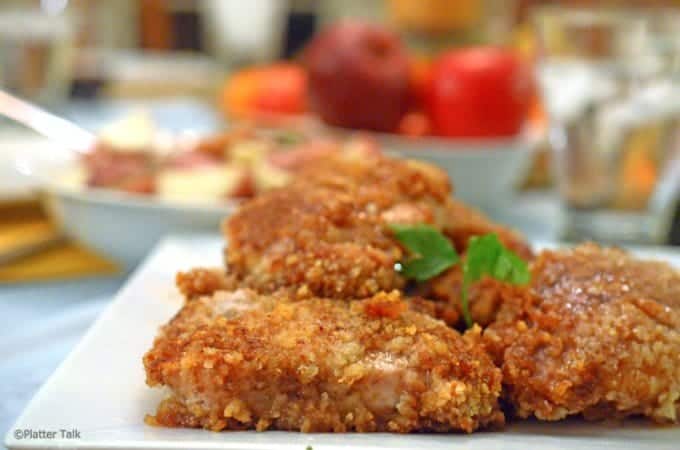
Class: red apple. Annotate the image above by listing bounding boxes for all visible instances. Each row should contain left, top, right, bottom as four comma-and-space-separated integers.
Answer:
426, 47, 534, 138
304, 21, 410, 132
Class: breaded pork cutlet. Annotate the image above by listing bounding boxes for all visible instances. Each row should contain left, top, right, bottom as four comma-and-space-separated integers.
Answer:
175, 267, 461, 325
224, 154, 455, 299
144, 290, 504, 433
483, 243, 680, 423
223, 154, 531, 324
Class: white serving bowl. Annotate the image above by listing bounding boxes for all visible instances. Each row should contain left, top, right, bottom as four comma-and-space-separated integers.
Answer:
352, 131, 533, 212
13, 143, 235, 268
44, 189, 233, 268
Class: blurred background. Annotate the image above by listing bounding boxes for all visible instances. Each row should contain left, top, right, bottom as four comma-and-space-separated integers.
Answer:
2, 0, 680, 438
0, 0, 679, 275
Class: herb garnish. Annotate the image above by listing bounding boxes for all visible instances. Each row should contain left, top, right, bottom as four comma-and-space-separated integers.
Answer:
461, 233, 530, 327
389, 224, 459, 282
391, 225, 530, 328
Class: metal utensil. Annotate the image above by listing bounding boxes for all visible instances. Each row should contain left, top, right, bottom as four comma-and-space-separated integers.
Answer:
0, 90, 95, 152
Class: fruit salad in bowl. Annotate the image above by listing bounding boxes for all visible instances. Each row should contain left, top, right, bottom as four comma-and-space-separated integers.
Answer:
35, 113, 378, 266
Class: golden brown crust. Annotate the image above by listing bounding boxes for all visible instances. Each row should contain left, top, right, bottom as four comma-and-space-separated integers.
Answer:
443, 198, 533, 260
144, 290, 504, 433
483, 243, 680, 423
223, 153, 532, 327
426, 268, 513, 327
293, 155, 453, 202
223, 154, 455, 300
175, 267, 461, 326
176, 268, 239, 299
224, 186, 406, 298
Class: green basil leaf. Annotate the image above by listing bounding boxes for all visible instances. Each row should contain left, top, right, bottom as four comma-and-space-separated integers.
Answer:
462, 233, 530, 327
390, 224, 459, 282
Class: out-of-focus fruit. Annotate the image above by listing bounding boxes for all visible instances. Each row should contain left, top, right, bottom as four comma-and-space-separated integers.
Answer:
221, 69, 259, 118
407, 57, 434, 110
118, 175, 156, 195
166, 150, 221, 169
83, 147, 155, 194
397, 111, 431, 137
157, 166, 244, 203
426, 47, 534, 138
304, 21, 410, 132
229, 171, 257, 198
221, 63, 307, 119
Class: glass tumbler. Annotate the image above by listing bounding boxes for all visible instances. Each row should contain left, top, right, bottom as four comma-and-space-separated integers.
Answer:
534, 7, 680, 244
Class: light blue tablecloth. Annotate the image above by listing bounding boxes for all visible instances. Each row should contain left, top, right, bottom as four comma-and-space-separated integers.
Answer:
0, 276, 126, 438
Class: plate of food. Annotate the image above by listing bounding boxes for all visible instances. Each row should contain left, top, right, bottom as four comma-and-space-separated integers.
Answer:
6, 152, 679, 449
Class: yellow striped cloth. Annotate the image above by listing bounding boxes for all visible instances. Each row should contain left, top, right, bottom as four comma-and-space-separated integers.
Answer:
0, 198, 119, 282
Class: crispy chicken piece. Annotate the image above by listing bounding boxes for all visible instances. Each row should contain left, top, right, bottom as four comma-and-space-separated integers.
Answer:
144, 290, 503, 432
483, 243, 680, 423
224, 155, 455, 300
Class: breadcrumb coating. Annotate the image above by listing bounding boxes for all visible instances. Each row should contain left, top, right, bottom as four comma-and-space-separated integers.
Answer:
176, 266, 461, 325
224, 153, 532, 325
224, 154, 456, 300
483, 243, 680, 423
176, 268, 238, 299
426, 268, 512, 327
291, 154, 453, 203
442, 198, 533, 260
144, 290, 504, 432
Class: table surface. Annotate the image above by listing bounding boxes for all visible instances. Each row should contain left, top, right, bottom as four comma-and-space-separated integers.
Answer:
0, 276, 127, 438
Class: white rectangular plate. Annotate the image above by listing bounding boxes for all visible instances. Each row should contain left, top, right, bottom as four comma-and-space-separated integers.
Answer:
6, 236, 680, 450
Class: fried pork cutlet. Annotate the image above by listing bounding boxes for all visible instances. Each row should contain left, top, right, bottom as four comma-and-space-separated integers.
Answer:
176, 267, 462, 325
224, 154, 455, 300
291, 154, 452, 204
483, 243, 680, 423
224, 154, 531, 311
144, 290, 504, 433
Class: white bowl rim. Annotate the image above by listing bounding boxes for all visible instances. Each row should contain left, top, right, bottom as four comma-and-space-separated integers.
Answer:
45, 183, 238, 214
324, 124, 528, 154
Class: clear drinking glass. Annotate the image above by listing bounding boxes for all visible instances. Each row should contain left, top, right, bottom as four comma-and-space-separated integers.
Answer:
534, 7, 680, 244
0, 9, 74, 106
